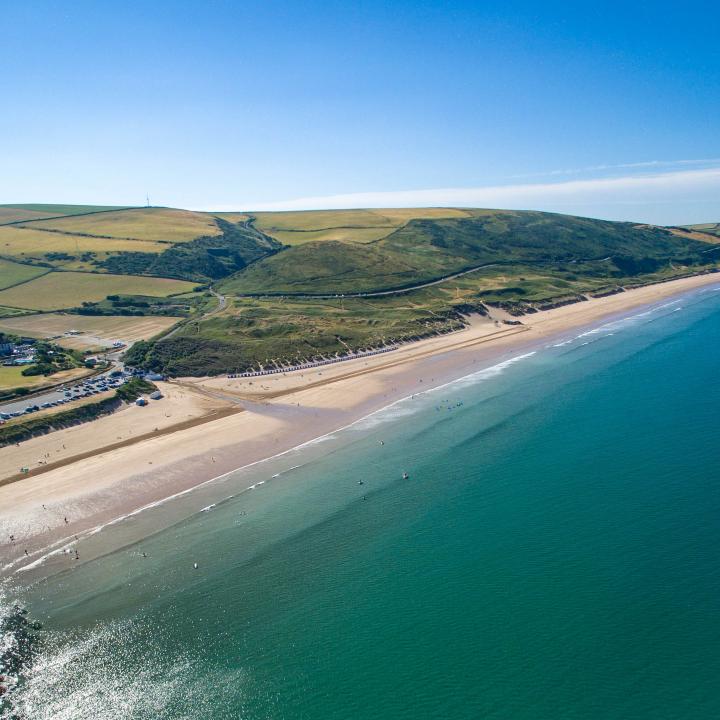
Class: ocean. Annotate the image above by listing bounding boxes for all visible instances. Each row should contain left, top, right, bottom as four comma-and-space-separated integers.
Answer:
2, 284, 720, 719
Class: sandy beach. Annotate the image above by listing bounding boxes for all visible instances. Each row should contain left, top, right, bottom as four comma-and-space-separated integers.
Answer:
2, 272, 718, 577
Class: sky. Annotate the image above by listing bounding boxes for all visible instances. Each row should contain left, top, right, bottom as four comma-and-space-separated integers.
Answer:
1, 0, 719, 224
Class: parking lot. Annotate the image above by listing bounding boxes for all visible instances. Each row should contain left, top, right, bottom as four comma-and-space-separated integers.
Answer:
0, 369, 131, 420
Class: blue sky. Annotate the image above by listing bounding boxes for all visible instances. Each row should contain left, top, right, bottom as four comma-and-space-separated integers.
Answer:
1, 0, 719, 223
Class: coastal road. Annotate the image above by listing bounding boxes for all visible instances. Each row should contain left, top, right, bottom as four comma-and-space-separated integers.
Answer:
160, 288, 226, 341
233, 262, 499, 300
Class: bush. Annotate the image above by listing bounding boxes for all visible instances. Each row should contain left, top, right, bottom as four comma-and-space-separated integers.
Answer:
21, 362, 55, 377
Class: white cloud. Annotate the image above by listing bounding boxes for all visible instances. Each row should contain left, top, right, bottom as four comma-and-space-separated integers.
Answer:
508, 158, 720, 179
214, 166, 720, 225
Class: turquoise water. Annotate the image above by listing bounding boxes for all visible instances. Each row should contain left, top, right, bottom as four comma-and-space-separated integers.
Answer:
3, 286, 720, 719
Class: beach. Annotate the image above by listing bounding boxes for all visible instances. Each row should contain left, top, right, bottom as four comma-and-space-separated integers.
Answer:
2, 272, 719, 577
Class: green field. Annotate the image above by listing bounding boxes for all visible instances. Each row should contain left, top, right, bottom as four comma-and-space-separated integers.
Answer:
686, 222, 720, 238
23, 207, 221, 242
0, 258, 50, 290
0, 271, 197, 310
251, 208, 472, 245
0, 204, 127, 225
0, 306, 33, 318
0, 365, 50, 391
0, 226, 168, 267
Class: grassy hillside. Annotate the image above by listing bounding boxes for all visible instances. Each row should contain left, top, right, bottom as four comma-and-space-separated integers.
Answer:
0, 209, 282, 289
99, 218, 283, 281
0, 225, 168, 270
684, 222, 720, 238
0, 258, 50, 290
0, 272, 197, 311
250, 208, 472, 245
223, 210, 712, 295
3, 205, 718, 377
24, 207, 220, 242
0, 204, 128, 225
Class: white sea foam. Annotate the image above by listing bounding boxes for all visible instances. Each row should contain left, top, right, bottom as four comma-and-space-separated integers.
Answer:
12, 350, 542, 576
11, 285, 714, 578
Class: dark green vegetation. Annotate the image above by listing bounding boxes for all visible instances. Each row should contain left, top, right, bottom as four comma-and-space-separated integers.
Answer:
99, 218, 283, 281
19, 341, 83, 377
75, 292, 210, 318
0, 378, 157, 448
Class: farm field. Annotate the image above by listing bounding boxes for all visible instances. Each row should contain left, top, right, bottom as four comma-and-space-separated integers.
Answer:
0, 204, 125, 225
0, 306, 33, 318
208, 212, 251, 224
0, 272, 197, 311
0, 259, 50, 290
266, 227, 397, 244
686, 222, 720, 238
0, 313, 180, 349
252, 208, 473, 245
23, 207, 221, 242
0, 226, 167, 262
0, 208, 61, 224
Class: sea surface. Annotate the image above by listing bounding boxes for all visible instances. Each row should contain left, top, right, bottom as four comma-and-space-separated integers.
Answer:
2, 285, 720, 719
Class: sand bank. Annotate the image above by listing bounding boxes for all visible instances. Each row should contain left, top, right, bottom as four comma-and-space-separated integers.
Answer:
1, 272, 718, 576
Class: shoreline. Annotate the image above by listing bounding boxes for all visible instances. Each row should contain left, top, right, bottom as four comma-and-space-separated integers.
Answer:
2, 272, 719, 581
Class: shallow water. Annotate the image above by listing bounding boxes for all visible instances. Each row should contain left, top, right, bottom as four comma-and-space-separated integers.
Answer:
3, 285, 720, 719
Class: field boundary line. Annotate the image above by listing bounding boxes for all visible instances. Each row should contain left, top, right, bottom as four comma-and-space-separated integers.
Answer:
0, 267, 53, 293
0, 206, 142, 228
